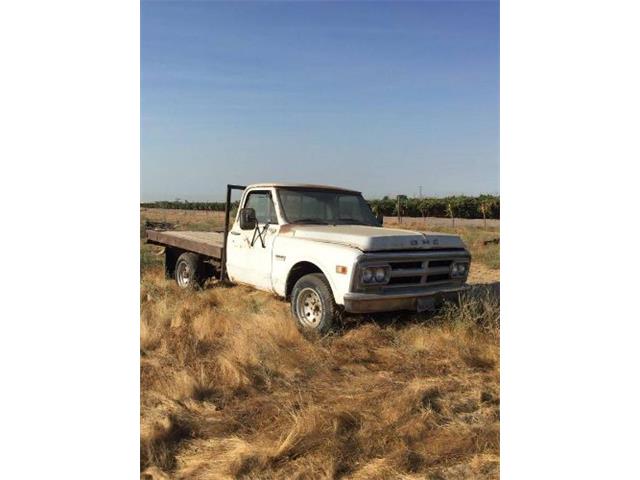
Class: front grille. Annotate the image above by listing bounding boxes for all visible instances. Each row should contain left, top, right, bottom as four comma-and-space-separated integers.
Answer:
389, 276, 423, 285
355, 249, 469, 292
426, 273, 450, 283
386, 257, 453, 285
429, 260, 452, 268
391, 261, 423, 270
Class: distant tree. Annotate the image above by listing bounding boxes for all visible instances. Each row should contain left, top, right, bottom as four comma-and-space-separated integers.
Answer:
418, 198, 437, 224
369, 199, 382, 216
394, 195, 408, 223
478, 195, 496, 229
446, 198, 458, 228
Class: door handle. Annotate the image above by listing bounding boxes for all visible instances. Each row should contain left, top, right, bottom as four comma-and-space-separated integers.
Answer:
230, 231, 241, 236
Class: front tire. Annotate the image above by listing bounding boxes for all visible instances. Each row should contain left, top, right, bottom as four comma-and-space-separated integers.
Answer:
174, 252, 204, 289
290, 273, 336, 333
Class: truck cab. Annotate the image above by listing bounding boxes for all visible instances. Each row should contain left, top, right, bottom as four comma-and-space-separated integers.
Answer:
224, 183, 471, 331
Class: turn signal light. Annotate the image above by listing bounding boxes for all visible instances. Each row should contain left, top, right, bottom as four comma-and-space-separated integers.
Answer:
336, 265, 348, 274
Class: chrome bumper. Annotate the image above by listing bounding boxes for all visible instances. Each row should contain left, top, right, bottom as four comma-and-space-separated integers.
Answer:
343, 284, 470, 314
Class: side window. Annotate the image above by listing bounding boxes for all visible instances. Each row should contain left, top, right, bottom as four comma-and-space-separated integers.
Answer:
244, 191, 278, 224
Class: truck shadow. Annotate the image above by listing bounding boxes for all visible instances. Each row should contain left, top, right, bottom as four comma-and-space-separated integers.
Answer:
338, 282, 500, 332
203, 279, 237, 290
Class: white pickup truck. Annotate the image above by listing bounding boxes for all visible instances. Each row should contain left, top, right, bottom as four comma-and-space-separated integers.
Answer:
146, 183, 471, 332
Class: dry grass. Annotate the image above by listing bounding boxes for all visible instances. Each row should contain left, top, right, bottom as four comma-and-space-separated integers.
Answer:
140, 271, 499, 479
140, 208, 499, 478
141, 208, 226, 232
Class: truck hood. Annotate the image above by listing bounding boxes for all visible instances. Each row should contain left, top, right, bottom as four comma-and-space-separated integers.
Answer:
280, 224, 466, 252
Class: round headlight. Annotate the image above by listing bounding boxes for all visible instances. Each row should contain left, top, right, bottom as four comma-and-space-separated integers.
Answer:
451, 262, 467, 276
362, 268, 373, 283
374, 267, 386, 282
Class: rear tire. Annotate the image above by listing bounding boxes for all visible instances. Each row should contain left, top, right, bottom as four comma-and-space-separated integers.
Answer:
174, 252, 204, 289
290, 273, 336, 333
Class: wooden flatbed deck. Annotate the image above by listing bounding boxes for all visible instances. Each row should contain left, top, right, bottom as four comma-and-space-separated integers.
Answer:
146, 230, 225, 259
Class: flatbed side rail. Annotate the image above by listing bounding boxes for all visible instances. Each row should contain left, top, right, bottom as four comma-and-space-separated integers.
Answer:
146, 230, 224, 259
221, 184, 246, 281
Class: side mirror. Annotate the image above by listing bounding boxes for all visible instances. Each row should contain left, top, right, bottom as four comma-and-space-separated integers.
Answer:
376, 213, 384, 226
239, 208, 257, 230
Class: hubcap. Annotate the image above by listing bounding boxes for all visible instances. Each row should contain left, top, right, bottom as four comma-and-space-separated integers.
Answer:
176, 261, 191, 288
296, 288, 323, 327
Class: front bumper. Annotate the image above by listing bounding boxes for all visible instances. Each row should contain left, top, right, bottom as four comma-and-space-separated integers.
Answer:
343, 284, 470, 314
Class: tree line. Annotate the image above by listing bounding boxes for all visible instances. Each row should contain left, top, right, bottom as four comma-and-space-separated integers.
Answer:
368, 195, 500, 220
140, 200, 236, 212
141, 194, 499, 220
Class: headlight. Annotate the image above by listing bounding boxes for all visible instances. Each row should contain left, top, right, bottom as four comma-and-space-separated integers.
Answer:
362, 268, 373, 283
361, 266, 390, 284
451, 262, 469, 277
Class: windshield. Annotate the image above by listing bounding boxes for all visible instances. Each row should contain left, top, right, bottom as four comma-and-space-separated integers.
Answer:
277, 189, 378, 226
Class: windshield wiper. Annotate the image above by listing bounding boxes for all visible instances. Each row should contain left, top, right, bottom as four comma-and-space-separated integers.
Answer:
291, 218, 329, 225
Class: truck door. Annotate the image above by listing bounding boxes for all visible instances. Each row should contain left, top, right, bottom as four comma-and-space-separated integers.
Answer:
225, 190, 279, 291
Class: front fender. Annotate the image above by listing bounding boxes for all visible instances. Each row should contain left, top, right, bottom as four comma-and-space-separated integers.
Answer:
271, 237, 361, 305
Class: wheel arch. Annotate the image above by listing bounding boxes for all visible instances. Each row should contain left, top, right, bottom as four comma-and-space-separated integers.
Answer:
285, 261, 337, 301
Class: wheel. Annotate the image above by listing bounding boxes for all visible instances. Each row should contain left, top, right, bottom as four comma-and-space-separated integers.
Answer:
290, 273, 336, 333
174, 252, 204, 289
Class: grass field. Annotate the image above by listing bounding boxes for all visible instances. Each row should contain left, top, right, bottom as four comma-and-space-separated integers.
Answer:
140, 209, 500, 479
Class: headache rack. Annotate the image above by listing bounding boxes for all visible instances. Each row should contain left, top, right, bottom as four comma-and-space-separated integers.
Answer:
145, 184, 246, 282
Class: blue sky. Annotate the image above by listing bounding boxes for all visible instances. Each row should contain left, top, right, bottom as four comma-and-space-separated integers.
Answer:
141, 1, 499, 201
